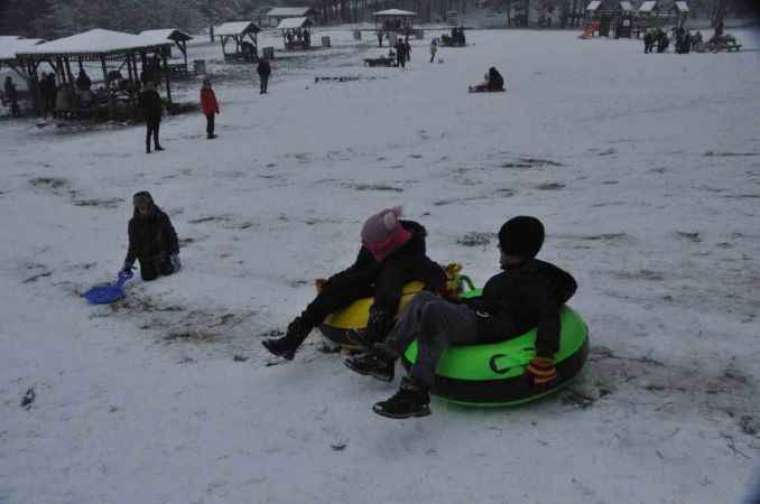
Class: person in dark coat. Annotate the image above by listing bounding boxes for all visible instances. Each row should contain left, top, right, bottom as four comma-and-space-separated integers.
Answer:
257, 58, 271, 94
39, 72, 54, 118
76, 69, 92, 91
138, 82, 163, 153
262, 207, 447, 361
346, 216, 577, 419
4, 76, 20, 117
377, 30, 384, 47
643, 30, 654, 53
395, 39, 407, 68
469, 67, 505, 92
121, 191, 181, 282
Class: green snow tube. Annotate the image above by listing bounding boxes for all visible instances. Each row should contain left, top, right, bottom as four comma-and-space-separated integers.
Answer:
400, 289, 589, 407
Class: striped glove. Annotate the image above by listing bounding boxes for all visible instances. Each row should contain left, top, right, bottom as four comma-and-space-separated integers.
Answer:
526, 357, 558, 387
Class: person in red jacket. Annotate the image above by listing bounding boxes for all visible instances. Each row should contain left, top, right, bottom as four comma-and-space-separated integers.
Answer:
200, 78, 219, 139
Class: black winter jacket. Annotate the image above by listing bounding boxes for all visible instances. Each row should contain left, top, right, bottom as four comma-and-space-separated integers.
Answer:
138, 89, 163, 122
257, 60, 271, 77
467, 259, 577, 358
124, 206, 179, 266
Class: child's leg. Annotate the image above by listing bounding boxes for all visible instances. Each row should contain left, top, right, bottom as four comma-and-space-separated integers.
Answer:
409, 298, 479, 388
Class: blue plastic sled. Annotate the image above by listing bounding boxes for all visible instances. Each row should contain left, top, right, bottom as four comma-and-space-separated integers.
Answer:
83, 271, 133, 305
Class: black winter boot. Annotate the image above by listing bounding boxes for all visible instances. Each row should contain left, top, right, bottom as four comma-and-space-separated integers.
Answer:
344, 351, 395, 382
262, 317, 311, 360
373, 376, 431, 419
365, 306, 395, 345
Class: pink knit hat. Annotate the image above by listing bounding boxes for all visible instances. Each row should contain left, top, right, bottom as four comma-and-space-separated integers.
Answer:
361, 207, 412, 261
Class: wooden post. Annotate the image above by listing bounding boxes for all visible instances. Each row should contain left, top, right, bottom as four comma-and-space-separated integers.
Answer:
64, 57, 74, 84
162, 52, 172, 105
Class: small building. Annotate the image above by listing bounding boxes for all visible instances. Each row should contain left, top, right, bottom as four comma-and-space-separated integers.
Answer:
277, 17, 314, 51
266, 7, 320, 27
139, 29, 193, 77
215, 21, 261, 63
373, 9, 417, 34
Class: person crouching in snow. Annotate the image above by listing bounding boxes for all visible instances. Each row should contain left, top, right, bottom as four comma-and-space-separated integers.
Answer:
346, 216, 577, 419
469, 67, 505, 92
200, 78, 219, 139
262, 207, 447, 361
121, 191, 181, 281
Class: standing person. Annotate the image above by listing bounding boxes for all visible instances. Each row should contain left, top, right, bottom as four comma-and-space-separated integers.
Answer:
429, 39, 438, 63
4, 76, 20, 117
200, 78, 219, 139
262, 207, 447, 361
377, 30, 384, 47
395, 38, 406, 68
405, 39, 412, 62
39, 72, 53, 118
138, 82, 164, 153
345, 216, 578, 419
121, 191, 181, 282
257, 58, 271, 94
45, 73, 57, 116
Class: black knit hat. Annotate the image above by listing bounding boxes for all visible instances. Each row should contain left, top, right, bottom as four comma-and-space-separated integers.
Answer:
498, 216, 545, 259
133, 191, 154, 206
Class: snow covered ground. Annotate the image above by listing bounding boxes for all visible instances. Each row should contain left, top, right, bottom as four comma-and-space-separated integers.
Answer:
1, 28, 759, 504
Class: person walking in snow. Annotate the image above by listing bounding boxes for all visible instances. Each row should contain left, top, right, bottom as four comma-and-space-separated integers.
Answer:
262, 207, 447, 361
121, 191, 181, 282
257, 58, 271, 94
138, 82, 164, 153
200, 78, 220, 139
345, 216, 578, 419
429, 39, 438, 63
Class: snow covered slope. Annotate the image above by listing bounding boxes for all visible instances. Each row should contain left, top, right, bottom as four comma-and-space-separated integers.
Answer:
1, 29, 759, 504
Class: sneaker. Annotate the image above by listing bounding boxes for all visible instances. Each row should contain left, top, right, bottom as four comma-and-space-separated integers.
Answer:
261, 317, 311, 360
373, 377, 431, 419
344, 352, 395, 382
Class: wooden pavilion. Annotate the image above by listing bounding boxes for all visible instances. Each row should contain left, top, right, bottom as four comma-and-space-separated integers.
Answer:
16, 29, 174, 118
215, 21, 261, 63
277, 17, 314, 50
373, 9, 417, 34
139, 29, 193, 77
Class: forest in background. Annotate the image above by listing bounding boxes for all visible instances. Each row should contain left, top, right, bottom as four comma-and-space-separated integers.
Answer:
0, 0, 756, 39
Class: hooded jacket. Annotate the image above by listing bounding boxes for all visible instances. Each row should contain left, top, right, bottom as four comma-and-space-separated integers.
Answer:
467, 259, 577, 357
327, 220, 446, 300
124, 205, 179, 266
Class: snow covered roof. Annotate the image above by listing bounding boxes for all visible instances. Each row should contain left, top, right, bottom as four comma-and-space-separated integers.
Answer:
673, 1, 689, 12
267, 7, 316, 18
586, 1, 602, 11
373, 9, 418, 17
277, 17, 312, 30
17, 29, 170, 58
0, 37, 44, 62
139, 29, 193, 45
620, 1, 634, 12
639, 1, 657, 13
215, 21, 261, 36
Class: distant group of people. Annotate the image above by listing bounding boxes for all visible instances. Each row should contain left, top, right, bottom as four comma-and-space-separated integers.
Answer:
643, 28, 671, 53
284, 28, 311, 48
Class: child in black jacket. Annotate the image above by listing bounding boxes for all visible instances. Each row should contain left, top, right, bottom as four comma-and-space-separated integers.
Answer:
263, 207, 446, 361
